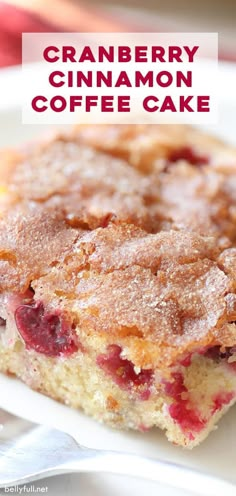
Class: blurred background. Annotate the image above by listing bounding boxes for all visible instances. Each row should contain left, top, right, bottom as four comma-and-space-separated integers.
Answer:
0, 0, 236, 67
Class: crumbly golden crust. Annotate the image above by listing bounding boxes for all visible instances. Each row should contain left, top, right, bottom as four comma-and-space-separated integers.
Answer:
0, 206, 81, 292
73, 124, 236, 245
0, 139, 161, 232
1, 124, 236, 244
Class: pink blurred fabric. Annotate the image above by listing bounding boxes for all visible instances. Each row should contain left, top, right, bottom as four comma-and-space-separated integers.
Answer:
0, 1, 234, 68
0, 2, 60, 67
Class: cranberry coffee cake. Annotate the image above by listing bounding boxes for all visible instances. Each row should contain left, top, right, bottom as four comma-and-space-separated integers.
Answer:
0, 124, 236, 447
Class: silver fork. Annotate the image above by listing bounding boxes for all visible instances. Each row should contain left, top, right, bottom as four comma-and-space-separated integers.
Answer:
0, 408, 235, 496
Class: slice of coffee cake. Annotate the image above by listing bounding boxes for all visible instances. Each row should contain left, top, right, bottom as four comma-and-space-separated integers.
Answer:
0, 207, 236, 447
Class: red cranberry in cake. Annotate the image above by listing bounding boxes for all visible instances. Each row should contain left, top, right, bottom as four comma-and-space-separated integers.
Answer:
164, 373, 206, 437
0, 317, 6, 327
15, 301, 78, 357
97, 345, 153, 399
212, 392, 234, 414
168, 146, 209, 166
205, 345, 236, 362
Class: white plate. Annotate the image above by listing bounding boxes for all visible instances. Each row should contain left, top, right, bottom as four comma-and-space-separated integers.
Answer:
0, 62, 236, 496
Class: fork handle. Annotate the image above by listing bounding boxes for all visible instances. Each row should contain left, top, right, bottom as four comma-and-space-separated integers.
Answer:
61, 449, 236, 496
